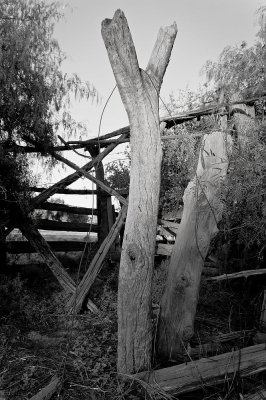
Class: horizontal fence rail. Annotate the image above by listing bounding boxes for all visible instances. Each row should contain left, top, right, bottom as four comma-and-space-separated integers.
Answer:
36, 202, 98, 216
31, 219, 99, 232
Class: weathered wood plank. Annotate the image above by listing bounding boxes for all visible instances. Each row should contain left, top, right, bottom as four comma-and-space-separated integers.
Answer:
36, 202, 98, 215
30, 187, 102, 195
19, 221, 76, 294
158, 219, 180, 230
136, 344, 266, 396
31, 133, 128, 209
68, 93, 266, 145
157, 131, 232, 358
51, 152, 128, 206
156, 243, 173, 256
1, 137, 128, 233
67, 204, 128, 313
30, 187, 128, 196
157, 226, 176, 239
32, 219, 99, 232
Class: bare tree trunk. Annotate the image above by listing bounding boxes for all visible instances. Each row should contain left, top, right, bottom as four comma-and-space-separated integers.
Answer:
157, 131, 231, 359
101, 9, 177, 373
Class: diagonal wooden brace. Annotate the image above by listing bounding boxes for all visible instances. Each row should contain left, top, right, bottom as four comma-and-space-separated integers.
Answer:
67, 203, 128, 313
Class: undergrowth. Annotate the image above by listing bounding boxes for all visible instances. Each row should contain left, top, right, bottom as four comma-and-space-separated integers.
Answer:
1, 257, 266, 400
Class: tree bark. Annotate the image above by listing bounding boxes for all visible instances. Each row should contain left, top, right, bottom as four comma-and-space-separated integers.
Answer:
102, 9, 177, 373
157, 131, 231, 359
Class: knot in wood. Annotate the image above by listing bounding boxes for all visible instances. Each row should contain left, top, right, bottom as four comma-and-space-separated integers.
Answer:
175, 275, 190, 293
126, 243, 143, 268
183, 326, 193, 341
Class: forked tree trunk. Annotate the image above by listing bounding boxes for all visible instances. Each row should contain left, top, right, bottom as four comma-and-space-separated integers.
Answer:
101, 10, 177, 373
157, 131, 232, 359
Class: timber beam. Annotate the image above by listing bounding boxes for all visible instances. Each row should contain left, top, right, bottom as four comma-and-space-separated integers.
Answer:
4, 93, 265, 154
135, 344, 266, 396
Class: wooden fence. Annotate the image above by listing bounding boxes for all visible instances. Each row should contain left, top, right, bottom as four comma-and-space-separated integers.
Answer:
1, 94, 264, 311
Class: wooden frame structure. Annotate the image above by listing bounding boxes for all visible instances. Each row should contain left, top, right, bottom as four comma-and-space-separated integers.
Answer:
1, 94, 265, 312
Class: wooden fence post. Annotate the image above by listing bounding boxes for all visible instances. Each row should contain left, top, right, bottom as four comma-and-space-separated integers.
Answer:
157, 131, 232, 359
88, 145, 109, 244
102, 9, 177, 373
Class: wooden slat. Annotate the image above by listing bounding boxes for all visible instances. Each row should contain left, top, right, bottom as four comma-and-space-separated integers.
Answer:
52, 152, 128, 206
68, 93, 266, 145
158, 219, 180, 230
6, 94, 265, 155
30, 187, 128, 196
32, 219, 99, 232
136, 344, 266, 396
158, 226, 176, 238
156, 243, 173, 256
67, 203, 128, 313
31, 133, 128, 209
19, 221, 76, 294
30, 187, 102, 195
36, 202, 98, 215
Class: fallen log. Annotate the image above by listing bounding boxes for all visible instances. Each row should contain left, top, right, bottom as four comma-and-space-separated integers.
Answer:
207, 268, 266, 282
135, 344, 266, 396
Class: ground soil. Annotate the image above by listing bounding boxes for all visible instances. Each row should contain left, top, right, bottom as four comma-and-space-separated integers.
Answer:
0, 256, 266, 399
